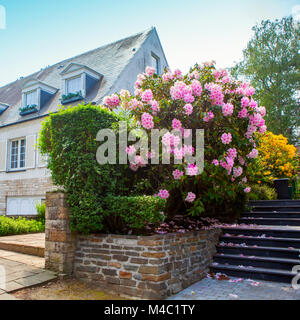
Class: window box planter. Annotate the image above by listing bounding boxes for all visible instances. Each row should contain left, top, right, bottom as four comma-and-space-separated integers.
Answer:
61, 91, 83, 105
19, 105, 38, 116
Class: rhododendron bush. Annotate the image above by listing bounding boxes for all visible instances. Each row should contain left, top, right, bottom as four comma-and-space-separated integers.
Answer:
104, 62, 267, 222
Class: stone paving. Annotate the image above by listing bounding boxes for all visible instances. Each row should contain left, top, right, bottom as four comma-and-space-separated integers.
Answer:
0, 233, 45, 257
0, 249, 56, 300
168, 276, 300, 300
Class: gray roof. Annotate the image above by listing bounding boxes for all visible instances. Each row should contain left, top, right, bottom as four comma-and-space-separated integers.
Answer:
0, 28, 153, 127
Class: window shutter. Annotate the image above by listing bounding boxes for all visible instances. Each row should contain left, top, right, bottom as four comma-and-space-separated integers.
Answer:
0, 140, 7, 172
26, 135, 36, 169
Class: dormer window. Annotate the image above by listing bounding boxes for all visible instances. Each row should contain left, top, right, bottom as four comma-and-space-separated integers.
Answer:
20, 79, 57, 116
0, 102, 9, 115
60, 63, 103, 105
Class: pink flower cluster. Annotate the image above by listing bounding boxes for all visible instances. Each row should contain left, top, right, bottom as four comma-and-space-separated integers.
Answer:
222, 103, 234, 116
158, 189, 169, 200
247, 148, 258, 159
183, 103, 193, 115
203, 111, 214, 122
205, 83, 224, 106
141, 112, 154, 129
173, 169, 184, 180
141, 89, 153, 102
221, 133, 232, 145
172, 118, 182, 131
103, 94, 120, 108
185, 192, 196, 203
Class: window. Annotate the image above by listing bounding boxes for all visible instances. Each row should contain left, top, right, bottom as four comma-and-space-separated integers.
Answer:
10, 138, 26, 170
151, 53, 160, 74
66, 76, 81, 94
25, 90, 37, 106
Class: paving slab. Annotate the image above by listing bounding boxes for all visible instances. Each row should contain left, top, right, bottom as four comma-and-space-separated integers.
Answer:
168, 277, 300, 300
0, 293, 19, 300
0, 233, 45, 257
0, 249, 56, 296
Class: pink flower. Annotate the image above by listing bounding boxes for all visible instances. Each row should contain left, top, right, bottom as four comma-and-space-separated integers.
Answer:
227, 148, 237, 159
141, 112, 154, 129
259, 125, 267, 134
162, 132, 180, 148
172, 118, 182, 131
238, 108, 248, 118
126, 145, 136, 155
221, 133, 232, 145
247, 148, 258, 159
242, 177, 247, 183
173, 169, 184, 180
187, 164, 198, 176
183, 103, 193, 115
149, 100, 159, 112
183, 93, 195, 103
191, 80, 202, 96
212, 159, 219, 166
249, 99, 257, 109
244, 187, 251, 193
245, 87, 255, 96
241, 97, 250, 107
222, 103, 234, 116
203, 111, 214, 122
103, 94, 120, 108
145, 66, 155, 76
158, 189, 169, 200
120, 89, 130, 97
239, 156, 245, 165
233, 166, 243, 177
141, 89, 153, 102
185, 192, 196, 203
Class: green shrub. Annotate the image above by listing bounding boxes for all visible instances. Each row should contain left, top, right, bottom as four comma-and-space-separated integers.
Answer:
248, 184, 277, 200
102, 195, 165, 234
0, 216, 44, 236
35, 202, 46, 224
38, 103, 136, 234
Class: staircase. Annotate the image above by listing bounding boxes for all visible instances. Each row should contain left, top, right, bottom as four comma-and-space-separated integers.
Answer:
210, 200, 300, 283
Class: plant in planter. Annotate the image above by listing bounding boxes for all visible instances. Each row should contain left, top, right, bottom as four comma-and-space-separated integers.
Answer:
61, 91, 83, 104
19, 104, 38, 116
104, 63, 267, 222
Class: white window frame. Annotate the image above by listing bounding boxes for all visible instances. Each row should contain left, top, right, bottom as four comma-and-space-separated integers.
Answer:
9, 138, 26, 171
25, 90, 38, 106
65, 76, 82, 95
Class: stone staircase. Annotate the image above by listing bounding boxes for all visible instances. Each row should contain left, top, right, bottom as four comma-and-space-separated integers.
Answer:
211, 200, 300, 283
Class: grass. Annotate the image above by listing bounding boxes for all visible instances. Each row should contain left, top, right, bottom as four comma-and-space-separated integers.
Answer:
0, 216, 44, 236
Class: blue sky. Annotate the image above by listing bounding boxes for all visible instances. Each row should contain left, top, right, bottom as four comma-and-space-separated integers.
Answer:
0, 0, 299, 86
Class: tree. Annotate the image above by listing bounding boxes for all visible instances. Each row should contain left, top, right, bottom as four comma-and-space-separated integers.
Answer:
231, 16, 300, 143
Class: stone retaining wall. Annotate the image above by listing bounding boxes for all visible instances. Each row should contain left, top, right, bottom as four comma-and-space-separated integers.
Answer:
45, 192, 222, 299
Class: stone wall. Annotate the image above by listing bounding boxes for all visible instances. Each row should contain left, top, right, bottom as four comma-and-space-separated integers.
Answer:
73, 230, 221, 299
45, 192, 222, 299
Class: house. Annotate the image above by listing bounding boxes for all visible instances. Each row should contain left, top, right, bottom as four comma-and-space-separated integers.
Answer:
0, 27, 168, 216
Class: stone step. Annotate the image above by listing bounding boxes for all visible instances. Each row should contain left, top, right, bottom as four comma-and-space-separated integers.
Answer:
250, 205, 300, 212
220, 235, 300, 249
222, 227, 300, 239
214, 254, 299, 271
243, 211, 300, 218
216, 245, 300, 260
210, 264, 296, 283
0, 241, 44, 257
249, 200, 300, 207
239, 217, 300, 226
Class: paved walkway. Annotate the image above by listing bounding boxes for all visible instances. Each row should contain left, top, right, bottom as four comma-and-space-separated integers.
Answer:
168, 277, 300, 300
0, 249, 56, 300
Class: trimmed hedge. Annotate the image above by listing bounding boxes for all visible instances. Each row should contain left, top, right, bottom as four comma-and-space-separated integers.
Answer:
102, 195, 165, 234
0, 216, 44, 236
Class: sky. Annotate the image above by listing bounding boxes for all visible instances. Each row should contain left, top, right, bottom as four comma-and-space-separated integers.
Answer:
0, 0, 299, 87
